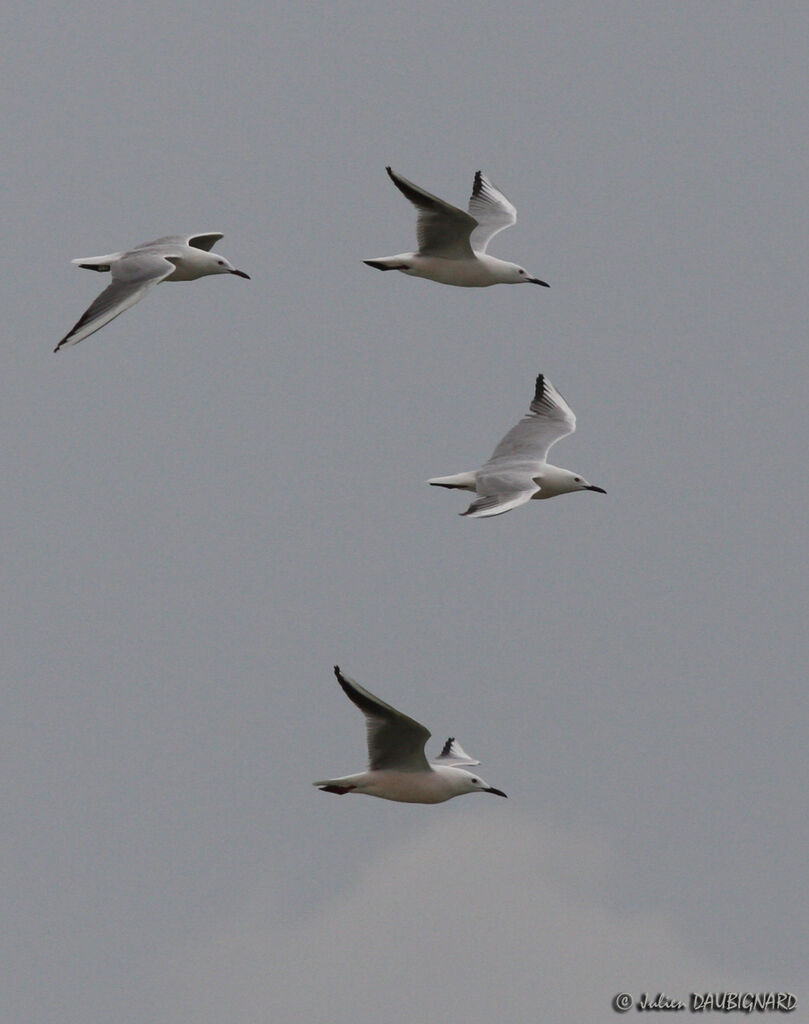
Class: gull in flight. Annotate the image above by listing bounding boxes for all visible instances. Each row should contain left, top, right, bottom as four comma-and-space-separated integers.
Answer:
364, 167, 549, 288
314, 666, 507, 803
430, 373, 606, 518
55, 232, 250, 351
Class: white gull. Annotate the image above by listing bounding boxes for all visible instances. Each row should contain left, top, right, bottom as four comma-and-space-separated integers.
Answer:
314, 666, 507, 803
364, 167, 549, 288
430, 373, 606, 518
55, 232, 250, 351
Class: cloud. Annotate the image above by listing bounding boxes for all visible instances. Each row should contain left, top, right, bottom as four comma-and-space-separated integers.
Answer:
147, 811, 751, 1023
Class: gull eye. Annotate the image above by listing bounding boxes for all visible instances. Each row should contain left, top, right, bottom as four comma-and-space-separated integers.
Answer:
575, 477, 581, 483
518, 269, 525, 275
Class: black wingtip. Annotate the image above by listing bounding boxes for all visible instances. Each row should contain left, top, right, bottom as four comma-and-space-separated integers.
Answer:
334, 664, 352, 698
439, 737, 455, 758
333, 665, 352, 692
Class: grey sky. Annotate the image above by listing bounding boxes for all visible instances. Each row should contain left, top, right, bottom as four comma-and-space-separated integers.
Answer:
2, 3, 808, 1021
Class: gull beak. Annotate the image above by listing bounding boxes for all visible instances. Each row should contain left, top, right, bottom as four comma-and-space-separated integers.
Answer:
486, 786, 508, 798
529, 277, 550, 287
230, 268, 251, 279
587, 485, 607, 494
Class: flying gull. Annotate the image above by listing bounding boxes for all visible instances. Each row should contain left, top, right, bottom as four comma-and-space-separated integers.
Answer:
314, 666, 507, 803
430, 373, 606, 518
364, 167, 549, 288
55, 232, 250, 351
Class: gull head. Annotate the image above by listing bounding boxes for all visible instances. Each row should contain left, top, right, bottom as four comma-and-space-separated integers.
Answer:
567, 470, 606, 496
509, 263, 549, 287
539, 467, 607, 497
208, 253, 251, 279
445, 767, 507, 798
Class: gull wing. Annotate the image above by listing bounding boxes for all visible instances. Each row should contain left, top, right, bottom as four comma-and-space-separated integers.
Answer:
386, 167, 477, 259
433, 737, 481, 767
131, 233, 223, 252
55, 252, 175, 351
467, 171, 517, 254
485, 374, 576, 467
460, 487, 537, 519
334, 666, 431, 773
462, 375, 576, 518
187, 232, 224, 251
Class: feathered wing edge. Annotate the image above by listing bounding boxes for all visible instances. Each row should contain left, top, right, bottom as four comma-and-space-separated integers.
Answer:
433, 737, 481, 766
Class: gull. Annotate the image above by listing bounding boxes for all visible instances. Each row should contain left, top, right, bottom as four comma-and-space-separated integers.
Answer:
364, 167, 549, 288
313, 666, 507, 803
429, 373, 606, 518
55, 232, 250, 351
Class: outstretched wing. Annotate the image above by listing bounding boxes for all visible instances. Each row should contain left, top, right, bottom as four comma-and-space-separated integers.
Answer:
130, 233, 223, 252
433, 737, 481, 767
459, 375, 577, 518
486, 373, 576, 466
460, 488, 537, 519
386, 167, 477, 259
468, 171, 517, 253
334, 666, 431, 772
55, 252, 174, 351
187, 232, 224, 251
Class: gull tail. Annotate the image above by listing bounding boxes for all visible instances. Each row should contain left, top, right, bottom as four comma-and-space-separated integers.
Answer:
363, 258, 409, 271
313, 780, 356, 795
71, 253, 120, 272
428, 471, 477, 490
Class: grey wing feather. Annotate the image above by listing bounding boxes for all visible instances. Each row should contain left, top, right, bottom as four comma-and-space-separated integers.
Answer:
334, 666, 431, 772
485, 374, 576, 465
468, 171, 517, 253
187, 232, 224, 251
112, 252, 177, 283
434, 737, 481, 766
460, 488, 537, 518
386, 167, 477, 259
131, 233, 222, 252
55, 253, 173, 351
131, 235, 186, 251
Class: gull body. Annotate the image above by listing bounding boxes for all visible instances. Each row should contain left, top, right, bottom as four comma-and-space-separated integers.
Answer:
314, 667, 507, 804
55, 232, 250, 351
364, 167, 548, 289
430, 373, 606, 519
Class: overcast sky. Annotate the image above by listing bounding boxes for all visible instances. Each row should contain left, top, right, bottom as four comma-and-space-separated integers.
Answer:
2, 3, 808, 1022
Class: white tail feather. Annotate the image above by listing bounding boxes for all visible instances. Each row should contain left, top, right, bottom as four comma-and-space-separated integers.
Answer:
428, 471, 477, 490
